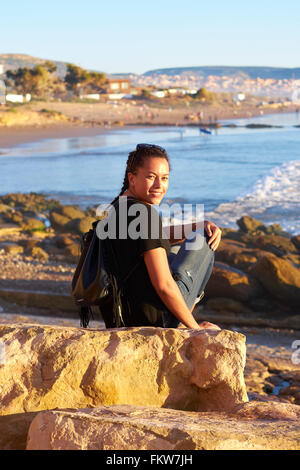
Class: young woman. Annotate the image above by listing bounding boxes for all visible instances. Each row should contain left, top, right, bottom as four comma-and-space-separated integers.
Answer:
100, 143, 222, 331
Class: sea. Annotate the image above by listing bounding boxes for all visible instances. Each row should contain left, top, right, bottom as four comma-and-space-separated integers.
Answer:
0, 112, 299, 235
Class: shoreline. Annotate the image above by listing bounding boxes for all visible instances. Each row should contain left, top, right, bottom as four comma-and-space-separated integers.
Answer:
0, 124, 111, 150
0, 106, 298, 150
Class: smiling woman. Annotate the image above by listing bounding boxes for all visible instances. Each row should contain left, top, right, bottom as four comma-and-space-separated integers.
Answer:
98, 143, 222, 330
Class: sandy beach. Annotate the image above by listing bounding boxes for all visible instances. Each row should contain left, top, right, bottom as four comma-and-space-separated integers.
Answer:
1, 99, 298, 149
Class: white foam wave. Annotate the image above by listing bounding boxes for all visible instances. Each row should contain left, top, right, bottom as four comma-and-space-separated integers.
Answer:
206, 160, 300, 235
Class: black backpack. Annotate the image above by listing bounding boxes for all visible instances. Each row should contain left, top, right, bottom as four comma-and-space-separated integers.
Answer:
71, 218, 141, 328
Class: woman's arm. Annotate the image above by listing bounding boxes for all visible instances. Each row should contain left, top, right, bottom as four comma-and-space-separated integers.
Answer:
144, 247, 200, 329
143, 245, 222, 330
164, 220, 222, 251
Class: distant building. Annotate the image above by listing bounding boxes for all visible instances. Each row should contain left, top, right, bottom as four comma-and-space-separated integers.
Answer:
151, 90, 165, 98
5, 93, 31, 103
80, 93, 101, 100
105, 78, 131, 94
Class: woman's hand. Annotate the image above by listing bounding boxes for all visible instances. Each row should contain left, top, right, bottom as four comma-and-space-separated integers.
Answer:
204, 220, 222, 251
198, 321, 221, 330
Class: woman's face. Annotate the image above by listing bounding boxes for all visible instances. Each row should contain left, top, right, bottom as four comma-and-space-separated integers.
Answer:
127, 157, 169, 205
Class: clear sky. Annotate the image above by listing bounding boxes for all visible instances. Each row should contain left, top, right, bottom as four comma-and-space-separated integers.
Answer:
1, 0, 299, 74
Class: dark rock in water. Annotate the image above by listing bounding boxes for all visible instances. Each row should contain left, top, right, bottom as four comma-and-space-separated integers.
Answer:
245, 124, 283, 129
249, 253, 300, 306
236, 215, 266, 234
291, 235, 300, 252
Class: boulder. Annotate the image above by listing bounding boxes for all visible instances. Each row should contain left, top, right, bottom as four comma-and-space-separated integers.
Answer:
0, 324, 247, 418
249, 253, 300, 306
64, 242, 80, 262
0, 242, 24, 255
54, 234, 77, 248
0, 223, 22, 237
215, 239, 258, 271
26, 402, 300, 450
59, 205, 85, 220
49, 211, 71, 232
205, 297, 251, 314
65, 216, 96, 235
236, 216, 266, 234
21, 217, 46, 233
205, 262, 263, 302
251, 234, 297, 256
29, 246, 49, 261
265, 223, 290, 237
291, 235, 300, 252
0, 203, 11, 214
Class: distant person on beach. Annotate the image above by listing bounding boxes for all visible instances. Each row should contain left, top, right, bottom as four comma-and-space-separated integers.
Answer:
99, 144, 222, 330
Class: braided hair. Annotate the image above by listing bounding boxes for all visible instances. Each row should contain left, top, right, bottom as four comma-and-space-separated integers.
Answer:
110, 145, 171, 206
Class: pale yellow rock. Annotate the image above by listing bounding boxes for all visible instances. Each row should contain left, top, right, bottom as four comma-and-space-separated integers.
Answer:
26, 402, 300, 450
0, 323, 247, 416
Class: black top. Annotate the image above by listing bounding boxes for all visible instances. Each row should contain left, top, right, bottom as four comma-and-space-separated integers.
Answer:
105, 195, 171, 327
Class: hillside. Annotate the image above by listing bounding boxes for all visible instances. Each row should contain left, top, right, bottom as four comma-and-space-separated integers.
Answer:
0, 53, 105, 79
143, 66, 300, 80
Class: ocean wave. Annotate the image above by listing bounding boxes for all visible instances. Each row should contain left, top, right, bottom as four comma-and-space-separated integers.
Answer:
206, 160, 300, 235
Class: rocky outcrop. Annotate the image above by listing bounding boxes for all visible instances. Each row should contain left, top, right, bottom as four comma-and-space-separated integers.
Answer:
0, 323, 247, 416
0, 323, 248, 449
249, 253, 300, 306
26, 402, 300, 450
205, 261, 263, 302
237, 215, 266, 234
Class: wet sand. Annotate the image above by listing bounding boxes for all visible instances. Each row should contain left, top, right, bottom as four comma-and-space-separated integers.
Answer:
0, 124, 109, 149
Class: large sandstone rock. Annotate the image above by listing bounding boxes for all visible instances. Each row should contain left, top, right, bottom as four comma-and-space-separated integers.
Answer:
291, 235, 300, 252
252, 234, 297, 256
215, 239, 258, 272
26, 402, 300, 450
249, 253, 300, 306
0, 324, 247, 417
206, 262, 263, 302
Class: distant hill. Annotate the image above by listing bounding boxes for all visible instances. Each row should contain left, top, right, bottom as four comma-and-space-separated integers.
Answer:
0, 53, 69, 78
143, 66, 300, 80
0, 53, 106, 78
